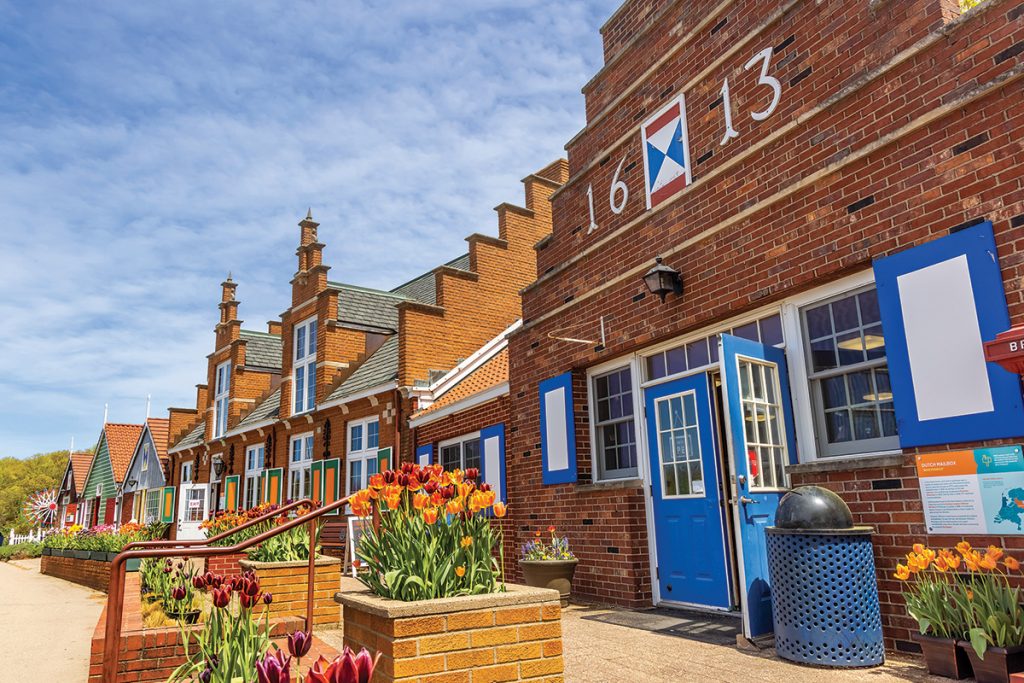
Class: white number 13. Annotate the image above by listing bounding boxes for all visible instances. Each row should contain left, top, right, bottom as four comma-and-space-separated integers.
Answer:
744, 47, 781, 121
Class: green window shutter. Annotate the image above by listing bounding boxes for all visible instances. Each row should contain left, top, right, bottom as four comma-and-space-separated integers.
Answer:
377, 447, 392, 473
223, 475, 241, 511
262, 467, 284, 504
160, 486, 176, 524
310, 460, 324, 505
322, 458, 341, 515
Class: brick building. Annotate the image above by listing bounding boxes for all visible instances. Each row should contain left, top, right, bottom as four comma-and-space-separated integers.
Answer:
506, 0, 1024, 652
163, 161, 566, 555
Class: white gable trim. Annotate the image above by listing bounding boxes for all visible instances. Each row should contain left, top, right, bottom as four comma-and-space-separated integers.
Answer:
408, 382, 509, 429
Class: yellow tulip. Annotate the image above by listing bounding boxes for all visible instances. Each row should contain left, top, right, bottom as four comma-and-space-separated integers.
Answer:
455, 565, 466, 578
493, 502, 507, 518
894, 564, 910, 581
461, 536, 473, 549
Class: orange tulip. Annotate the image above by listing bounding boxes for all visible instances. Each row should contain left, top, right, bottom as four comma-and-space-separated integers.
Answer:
423, 508, 439, 525
1005, 556, 1020, 571
934, 556, 948, 572
458, 482, 475, 500
534, 530, 542, 538
413, 493, 429, 510
406, 475, 423, 492
964, 552, 980, 572
956, 541, 973, 556
913, 543, 926, 555
894, 564, 910, 581
986, 545, 1004, 562
460, 536, 473, 549
446, 499, 463, 515
385, 494, 401, 511
979, 554, 998, 571
946, 553, 962, 571
493, 502, 507, 518
455, 565, 466, 578
369, 473, 385, 490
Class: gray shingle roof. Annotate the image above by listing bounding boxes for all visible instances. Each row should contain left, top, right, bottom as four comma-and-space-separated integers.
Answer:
171, 420, 206, 451
391, 253, 471, 305
328, 284, 409, 332
237, 388, 280, 429
240, 330, 282, 370
325, 335, 398, 402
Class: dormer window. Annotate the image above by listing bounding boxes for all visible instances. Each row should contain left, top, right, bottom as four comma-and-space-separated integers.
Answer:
214, 361, 231, 438
293, 317, 317, 414
141, 443, 150, 475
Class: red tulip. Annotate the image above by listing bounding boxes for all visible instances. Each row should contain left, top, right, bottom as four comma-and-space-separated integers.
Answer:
211, 586, 232, 609
464, 468, 479, 481
171, 586, 187, 602
305, 647, 380, 683
255, 650, 291, 683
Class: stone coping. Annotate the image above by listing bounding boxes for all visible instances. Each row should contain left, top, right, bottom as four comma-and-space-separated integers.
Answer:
335, 582, 560, 618
240, 556, 341, 570
785, 453, 906, 475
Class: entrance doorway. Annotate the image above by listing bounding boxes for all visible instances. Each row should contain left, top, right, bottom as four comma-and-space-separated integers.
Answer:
642, 334, 797, 637
177, 483, 208, 540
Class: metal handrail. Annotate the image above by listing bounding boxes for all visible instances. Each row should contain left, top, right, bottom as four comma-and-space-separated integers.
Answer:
102, 495, 351, 682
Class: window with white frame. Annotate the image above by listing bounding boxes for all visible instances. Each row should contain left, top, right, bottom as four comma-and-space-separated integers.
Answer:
144, 489, 160, 524
141, 442, 150, 475
181, 461, 194, 484
801, 286, 897, 457
289, 433, 314, 500
591, 366, 638, 481
214, 361, 231, 438
346, 418, 380, 495
439, 433, 481, 472
245, 445, 265, 508
645, 312, 784, 381
293, 317, 318, 414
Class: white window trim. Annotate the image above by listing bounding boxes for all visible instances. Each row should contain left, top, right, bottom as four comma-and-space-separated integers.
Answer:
586, 355, 646, 484
213, 360, 231, 438
346, 417, 380, 495
144, 489, 160, 524
289, 432, 314, 500
181, 461, 194, 484
292, 316, 318, 415
438, 431, 482, 472
244, 445, 265, 509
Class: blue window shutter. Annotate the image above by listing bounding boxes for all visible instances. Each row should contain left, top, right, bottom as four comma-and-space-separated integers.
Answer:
539, 373, 577, 485
416, 444, 432, 467
873, 221, 1024, 447
480, 423, 507, 502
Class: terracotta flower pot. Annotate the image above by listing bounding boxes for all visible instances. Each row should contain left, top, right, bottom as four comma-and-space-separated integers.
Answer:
959, 642, 1024, 683
166, 609, 201, 625
913, 633, 972, 679
519, 559, 578, 606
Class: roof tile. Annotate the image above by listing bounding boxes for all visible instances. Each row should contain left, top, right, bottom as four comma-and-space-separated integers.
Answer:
105, 423, 144, 483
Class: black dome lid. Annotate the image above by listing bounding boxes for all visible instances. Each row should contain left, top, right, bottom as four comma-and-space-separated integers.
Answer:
774, 486, 854, 530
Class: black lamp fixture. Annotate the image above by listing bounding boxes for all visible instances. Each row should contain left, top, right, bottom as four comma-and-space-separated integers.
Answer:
643, 256, 683, 303
126, 479, 138, 488
213, 459, 226, 477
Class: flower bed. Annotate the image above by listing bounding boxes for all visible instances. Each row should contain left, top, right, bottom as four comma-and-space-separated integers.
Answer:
336, 464, 564, 681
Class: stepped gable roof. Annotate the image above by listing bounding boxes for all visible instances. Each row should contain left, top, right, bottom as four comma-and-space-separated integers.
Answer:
325, 335, 399, 403
240, 329, 283, 370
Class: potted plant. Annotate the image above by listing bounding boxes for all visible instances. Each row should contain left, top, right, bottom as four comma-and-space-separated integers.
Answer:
519, 526, 578, 606
895, 543, 972, 678
161, 558, 203, 624
952, 543, 1024, 683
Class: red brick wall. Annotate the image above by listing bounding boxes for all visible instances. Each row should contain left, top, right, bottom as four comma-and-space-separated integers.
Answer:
41, 554, 112, 592
507, 0, 1024, 618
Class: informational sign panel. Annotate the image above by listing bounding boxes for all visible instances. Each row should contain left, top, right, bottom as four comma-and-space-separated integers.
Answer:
916, 446, 1024, 535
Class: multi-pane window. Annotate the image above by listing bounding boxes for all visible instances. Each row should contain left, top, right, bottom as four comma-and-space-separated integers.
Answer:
214, 361, 231, 438
144, 489, 160, 524
801, 287, 897, 457
738, 358, 788, 489
440, 434, 481, 472
184, 488, 206, 523
592, 367, 638, 480
347, 418, 380, 495
245, 445, 265, 508
181, 462, 194, 484
293, 317, 318, 414
289, 434, 314, 501
645, 313, 784, 381
654, 391, 704, 497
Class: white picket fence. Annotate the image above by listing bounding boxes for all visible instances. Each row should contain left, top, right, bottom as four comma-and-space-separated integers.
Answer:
6, 527, 49, 544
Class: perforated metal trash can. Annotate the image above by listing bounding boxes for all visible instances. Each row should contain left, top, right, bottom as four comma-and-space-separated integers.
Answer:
765, 526, 884, 667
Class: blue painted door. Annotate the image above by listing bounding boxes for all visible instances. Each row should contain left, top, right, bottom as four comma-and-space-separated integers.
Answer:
719, 334, 798, 638
645, 373, 731, 608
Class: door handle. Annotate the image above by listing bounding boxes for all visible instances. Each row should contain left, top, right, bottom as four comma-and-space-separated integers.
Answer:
738, 496, 755, 505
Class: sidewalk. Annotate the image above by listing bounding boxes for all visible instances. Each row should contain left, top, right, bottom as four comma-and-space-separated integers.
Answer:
561, 604, 941, 682
0, 557, 105, 680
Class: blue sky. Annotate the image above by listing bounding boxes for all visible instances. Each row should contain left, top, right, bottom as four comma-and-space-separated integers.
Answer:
0, 0, 618, 458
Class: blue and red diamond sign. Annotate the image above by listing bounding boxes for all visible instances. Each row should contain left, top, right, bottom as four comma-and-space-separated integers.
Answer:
641, 95, 692, 210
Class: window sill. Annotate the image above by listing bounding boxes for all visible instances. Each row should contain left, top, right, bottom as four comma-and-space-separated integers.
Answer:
786, 452, 906, 475
574, 477, 644, 493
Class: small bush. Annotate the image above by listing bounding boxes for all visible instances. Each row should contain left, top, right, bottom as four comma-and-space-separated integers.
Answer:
0, 541, 43, 561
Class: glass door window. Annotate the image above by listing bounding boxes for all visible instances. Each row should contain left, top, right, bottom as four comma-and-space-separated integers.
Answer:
738, 358, 787, 490
289, 434, 314, 500
654, 391, 704, 497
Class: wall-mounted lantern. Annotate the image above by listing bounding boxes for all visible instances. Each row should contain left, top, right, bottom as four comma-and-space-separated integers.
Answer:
643, 256, 683, 303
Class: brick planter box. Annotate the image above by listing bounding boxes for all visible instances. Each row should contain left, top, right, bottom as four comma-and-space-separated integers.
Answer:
336, 583, 564, 682
41, 553, 138, 592
240, 557, 342, 626
206, 551, 247, 577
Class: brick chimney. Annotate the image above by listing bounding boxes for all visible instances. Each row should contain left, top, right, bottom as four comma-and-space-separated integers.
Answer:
215, 275, 242, 348
291, 210, 330, 306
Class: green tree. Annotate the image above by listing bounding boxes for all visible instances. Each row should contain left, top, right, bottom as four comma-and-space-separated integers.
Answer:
0, 450, 72, 534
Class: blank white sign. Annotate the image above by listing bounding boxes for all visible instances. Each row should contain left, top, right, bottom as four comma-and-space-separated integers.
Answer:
543, 386, 569, 472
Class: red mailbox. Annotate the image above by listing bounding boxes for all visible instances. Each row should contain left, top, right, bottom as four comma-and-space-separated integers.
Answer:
984, 325, 1024, 375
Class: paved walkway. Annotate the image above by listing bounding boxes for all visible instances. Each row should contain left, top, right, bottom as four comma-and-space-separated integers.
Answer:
561, 604, 940, 683
0, 558, 105, 680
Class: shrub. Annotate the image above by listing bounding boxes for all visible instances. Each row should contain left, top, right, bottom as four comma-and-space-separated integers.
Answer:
352, 463, 506, 601
0, 541, 42, 561
200, 503, 322, 562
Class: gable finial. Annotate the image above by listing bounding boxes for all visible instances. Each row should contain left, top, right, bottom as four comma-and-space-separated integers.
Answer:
306, 208, 313, 221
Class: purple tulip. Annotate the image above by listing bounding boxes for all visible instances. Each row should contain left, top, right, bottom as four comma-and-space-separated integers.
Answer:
171, 586, 187, 602
255, 650, 291, 683
199, 667, 211, 683
263, 592, 273, 605
287, 630, 312, 658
